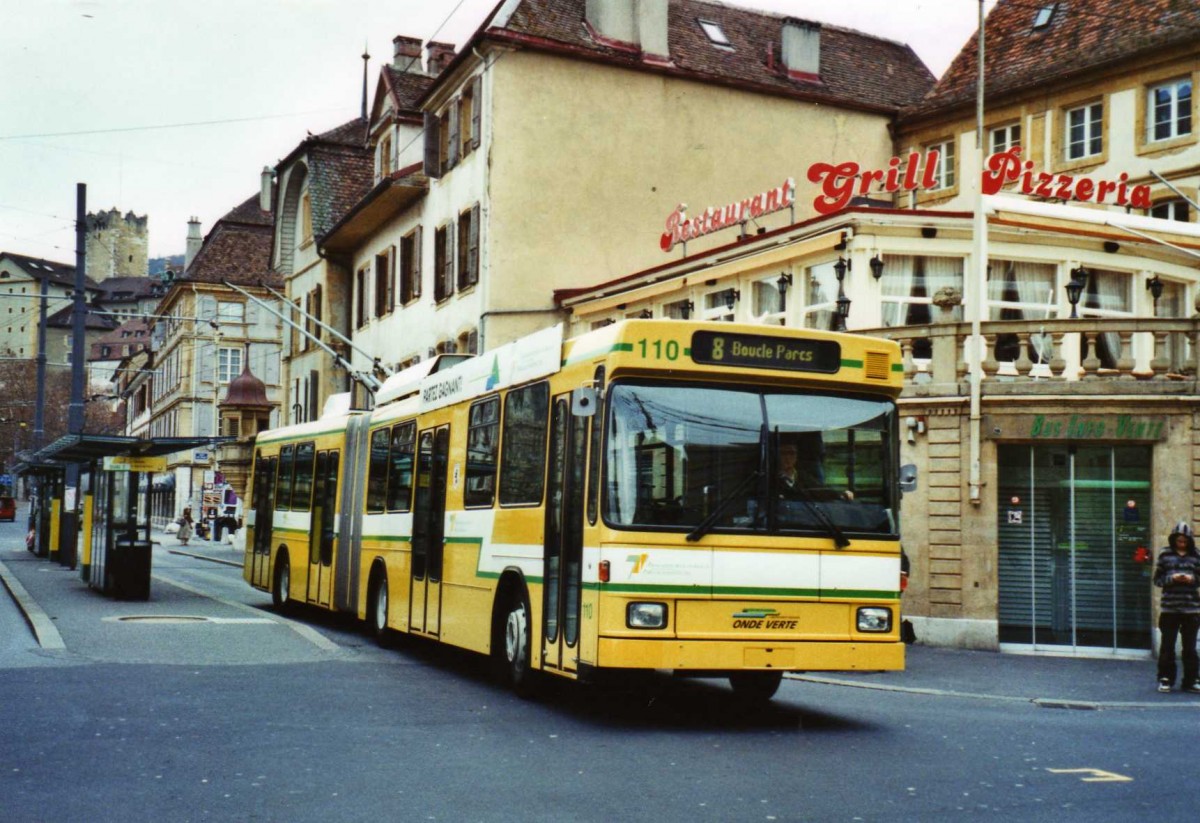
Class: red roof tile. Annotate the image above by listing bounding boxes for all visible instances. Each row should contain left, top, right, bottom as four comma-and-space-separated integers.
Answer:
488, 0, 934, 112
185, 194, 278, 288
906, 0, 1200, 119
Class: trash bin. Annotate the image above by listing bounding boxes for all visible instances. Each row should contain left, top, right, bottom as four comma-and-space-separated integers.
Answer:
111, 537, 152, 600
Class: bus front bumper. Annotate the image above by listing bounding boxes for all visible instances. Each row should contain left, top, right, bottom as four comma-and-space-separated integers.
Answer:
595, 637, 904, 673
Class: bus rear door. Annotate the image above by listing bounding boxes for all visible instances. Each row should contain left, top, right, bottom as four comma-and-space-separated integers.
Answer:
542, 394, 586, 674
306, 450, 339, 608
411, 426, 449, 636
249, 453, 276, 589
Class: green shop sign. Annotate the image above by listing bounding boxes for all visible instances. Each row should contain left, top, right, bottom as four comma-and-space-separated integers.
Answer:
987, 413, 1167, 441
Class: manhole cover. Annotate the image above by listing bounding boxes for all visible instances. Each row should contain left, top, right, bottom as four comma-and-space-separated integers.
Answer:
108, 615, 211, 624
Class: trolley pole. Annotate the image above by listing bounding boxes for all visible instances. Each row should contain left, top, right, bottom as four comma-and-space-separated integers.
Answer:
57, 183, 87, 568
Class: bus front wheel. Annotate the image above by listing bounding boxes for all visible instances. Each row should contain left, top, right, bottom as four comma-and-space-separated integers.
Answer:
729, 671, 783, 703
272, 553, 290, 611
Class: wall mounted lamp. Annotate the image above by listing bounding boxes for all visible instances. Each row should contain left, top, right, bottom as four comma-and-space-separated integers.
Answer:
869, 255, 885, 280
1066, 267, 1089, 319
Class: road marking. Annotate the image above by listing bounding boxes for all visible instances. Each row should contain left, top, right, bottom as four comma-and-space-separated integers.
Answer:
152, 573, 340, 652
1046, 768, 1133, 783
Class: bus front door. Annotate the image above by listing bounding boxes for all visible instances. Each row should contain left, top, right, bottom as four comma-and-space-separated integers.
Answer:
542, 395, 586, 674
249, 454, 277, 589
306, 450, 339, 608
411, 426, 449, 637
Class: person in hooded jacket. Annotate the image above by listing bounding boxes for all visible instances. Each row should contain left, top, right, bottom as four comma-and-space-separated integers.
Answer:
1153, 521, 1200, 693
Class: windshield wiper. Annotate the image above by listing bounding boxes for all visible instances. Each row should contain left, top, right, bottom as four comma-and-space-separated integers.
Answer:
787, 484, 850, 548
686, 470, 762, 543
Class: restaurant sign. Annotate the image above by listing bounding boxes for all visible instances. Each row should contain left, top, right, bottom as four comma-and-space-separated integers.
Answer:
986, 413, 1167, 442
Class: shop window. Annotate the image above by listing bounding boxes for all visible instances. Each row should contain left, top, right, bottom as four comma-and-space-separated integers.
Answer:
1147, 79, 1192, 143
662, 298, 694, 320
881, 255, 964, 358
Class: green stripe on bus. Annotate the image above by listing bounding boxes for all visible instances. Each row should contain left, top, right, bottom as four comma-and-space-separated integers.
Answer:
585, 582, 897, 599
891, 362, 904, 372
840, 358, 863, 369
564, 341, 634, 365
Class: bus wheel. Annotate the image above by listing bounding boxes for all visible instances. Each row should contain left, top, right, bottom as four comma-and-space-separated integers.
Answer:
729, 671, 783, 704
368, 571, 389, 647
272, 553, 290, 611
503, 596, 535, 698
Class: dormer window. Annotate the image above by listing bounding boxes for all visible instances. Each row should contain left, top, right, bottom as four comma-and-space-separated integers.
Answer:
1032, 3, 1056, 30
698, 19, 733, 49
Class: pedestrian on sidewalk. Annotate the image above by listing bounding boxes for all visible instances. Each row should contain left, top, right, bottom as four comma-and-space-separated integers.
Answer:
1153, 521, 1200, 693
178, 506, 194, 546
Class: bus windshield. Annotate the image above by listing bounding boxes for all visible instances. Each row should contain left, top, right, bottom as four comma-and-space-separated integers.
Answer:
604, 381, 897, 538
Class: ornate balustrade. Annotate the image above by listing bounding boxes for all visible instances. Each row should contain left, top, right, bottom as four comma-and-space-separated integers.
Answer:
862, 317, 1200, 396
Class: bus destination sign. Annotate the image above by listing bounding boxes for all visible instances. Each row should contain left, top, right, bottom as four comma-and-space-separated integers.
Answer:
690, 331, 840, 373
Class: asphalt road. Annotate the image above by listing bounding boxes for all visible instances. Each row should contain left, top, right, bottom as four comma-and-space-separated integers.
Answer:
1, 510, 1197, 822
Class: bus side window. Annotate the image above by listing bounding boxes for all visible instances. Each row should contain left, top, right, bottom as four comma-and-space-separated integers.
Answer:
366, 428, 390, 514
276, 445, 295, 511
292, 442, 315, 512
499, 381, 549, 506
465, 396, 500, 507
387, 422, 416, 512
587, 366, 605, 525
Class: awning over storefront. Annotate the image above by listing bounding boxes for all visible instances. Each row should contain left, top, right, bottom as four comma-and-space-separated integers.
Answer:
33, 435, 234, 465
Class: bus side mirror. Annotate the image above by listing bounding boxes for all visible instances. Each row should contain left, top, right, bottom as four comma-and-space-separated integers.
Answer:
571, 387, 598, 417
899, 463, 918, 494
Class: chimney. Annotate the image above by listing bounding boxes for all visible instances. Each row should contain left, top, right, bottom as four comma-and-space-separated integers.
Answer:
393, 35, 425, 73
426, 41, 456, 75
781, 19, 821, 80
185, 218, 203, 271
585, 0, 668, 58
260, 166, 274, 212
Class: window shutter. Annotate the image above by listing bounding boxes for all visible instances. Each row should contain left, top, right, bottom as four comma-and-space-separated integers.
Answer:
413, 226, 422, 299
468, 203, 480, 286
448, 103, 460, 169
444, 222, 456, 297
198, 295, 217, 322
470, 76, 482, 149
389, 246, 397, 312
423, 112, 442, 178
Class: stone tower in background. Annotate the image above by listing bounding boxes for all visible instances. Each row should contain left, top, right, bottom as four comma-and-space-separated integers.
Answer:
85, 208, 149, 280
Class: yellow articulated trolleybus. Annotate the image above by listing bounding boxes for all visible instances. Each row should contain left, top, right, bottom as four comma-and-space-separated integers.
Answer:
245, 320, 908, 701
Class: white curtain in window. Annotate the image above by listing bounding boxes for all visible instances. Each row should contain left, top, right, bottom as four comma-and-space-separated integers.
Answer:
881, 255, 915, 327
1086, 269, 1129, 365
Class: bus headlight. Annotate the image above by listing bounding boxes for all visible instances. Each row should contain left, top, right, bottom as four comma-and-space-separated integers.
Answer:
856, 607, 892, 633
627, 602, 667, 629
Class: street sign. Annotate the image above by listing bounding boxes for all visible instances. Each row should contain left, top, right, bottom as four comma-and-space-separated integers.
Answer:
193, 450, 210, 462
103, 456, 168, 472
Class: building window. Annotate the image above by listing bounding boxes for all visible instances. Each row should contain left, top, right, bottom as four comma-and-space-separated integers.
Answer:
379, 133, 393, 177
374, 248, 393, 317
881, 255, 964, 357
800, 261, 839, 330
926, 139, 955, 190
1079, 268, 1133, 369
1150, 199, 1190, 222
400, 227, 422, 304
355, 266, 368, 328
218, 347, 243, 383
986, 260, 1056, 363
751, 275, 785, 325
1066, 102, 1103, 160
217, 301, 244, 324
702, 288, 737, 322
300, 191, 313, 242
1032, 3, 1056, 30
990, 123, 1022, 154
434, 223, 454, 302
662, 298, 693, 320
1148, 79, 1192, 143
457, 204, 480, 290
460, 76, 481, 158
698, 19, 732, 48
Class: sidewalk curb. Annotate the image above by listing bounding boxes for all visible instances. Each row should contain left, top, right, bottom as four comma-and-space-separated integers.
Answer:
0, 558, 66, 651
168, 548, 243, 568
790, 672, 1200, 710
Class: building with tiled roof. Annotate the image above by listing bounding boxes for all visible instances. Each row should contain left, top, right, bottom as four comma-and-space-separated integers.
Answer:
270, 116, 373, 423
125, 192, 286, 528
318, 0, 936, 380
0, 251, 103, 360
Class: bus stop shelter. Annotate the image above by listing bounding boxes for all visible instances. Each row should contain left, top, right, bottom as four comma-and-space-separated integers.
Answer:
36, 434, 228, 599
12, 457, 63, 560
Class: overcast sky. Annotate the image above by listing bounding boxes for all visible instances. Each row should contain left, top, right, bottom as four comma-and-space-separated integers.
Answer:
0, 0, 996, 262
